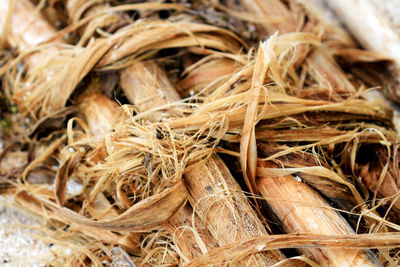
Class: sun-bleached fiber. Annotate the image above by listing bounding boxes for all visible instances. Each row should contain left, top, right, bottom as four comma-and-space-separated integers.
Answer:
2, 0, 400, 266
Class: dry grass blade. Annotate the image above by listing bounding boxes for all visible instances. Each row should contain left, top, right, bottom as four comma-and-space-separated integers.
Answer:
97, 21, 246, 69
55, 152, 80, 206
12, 190, 139, 249
240, 35, 276, 196
167, 90, 392, 136
187, 232, 400, 266
22, 136, 66, 182
51, 181, 187, 231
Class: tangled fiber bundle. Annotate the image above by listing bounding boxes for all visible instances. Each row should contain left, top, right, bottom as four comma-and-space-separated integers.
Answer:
2, 0, 400, 266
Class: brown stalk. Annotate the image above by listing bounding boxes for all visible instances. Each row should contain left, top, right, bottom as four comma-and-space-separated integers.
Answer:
257, 143, 359, 212
165, 205, 218, 262
119, 61, 286, 265
119, 61, 181, 120
0, 0, 61, 66
256, 160, 381, 266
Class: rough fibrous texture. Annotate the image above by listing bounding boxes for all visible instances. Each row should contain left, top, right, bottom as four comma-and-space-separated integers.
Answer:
1, 0, 400, 266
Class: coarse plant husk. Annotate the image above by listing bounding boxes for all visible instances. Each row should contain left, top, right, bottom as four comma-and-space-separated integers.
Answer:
2, 0, 400, 266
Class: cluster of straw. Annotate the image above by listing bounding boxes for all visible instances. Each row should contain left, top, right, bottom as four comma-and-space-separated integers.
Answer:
1, 0, 400, 265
